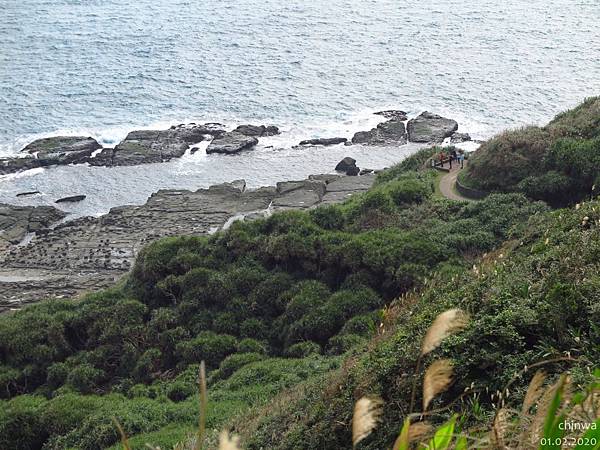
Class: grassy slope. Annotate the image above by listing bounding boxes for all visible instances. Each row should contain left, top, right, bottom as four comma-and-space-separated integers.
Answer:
234, 200, 600, 449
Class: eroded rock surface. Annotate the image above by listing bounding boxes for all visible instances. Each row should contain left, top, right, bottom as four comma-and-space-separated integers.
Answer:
352, 120, 407, 145
450, 132, 472, 144
407, 112, 458, 143
374, 110, 408, 121
299, 137, 347, 146
23, 136, 101, 160
56, 195, 86, 203
206, 131, 259, 154
234, 124, 280, 137
0, 175, 375, 311
91, 124, 225, 166
0, 136, 102, 175
0, 204, 66, 246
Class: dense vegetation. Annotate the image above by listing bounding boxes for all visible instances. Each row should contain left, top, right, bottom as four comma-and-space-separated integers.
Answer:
1, 98, 599, 449
233, 197, 600, 449
462, 96, 600, 206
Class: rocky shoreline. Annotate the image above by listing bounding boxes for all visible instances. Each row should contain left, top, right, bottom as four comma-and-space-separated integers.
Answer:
0, 173, 379, 311
0, 109, 471, 311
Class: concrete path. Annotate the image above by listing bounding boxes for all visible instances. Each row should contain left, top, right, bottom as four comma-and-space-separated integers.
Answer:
438, 164, 474, 202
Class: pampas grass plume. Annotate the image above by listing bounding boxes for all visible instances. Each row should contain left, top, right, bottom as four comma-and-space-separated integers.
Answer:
422, 359, 454, 411
219, 431, 242, 450
421, 309, 469, 356
352, 397, 383, 448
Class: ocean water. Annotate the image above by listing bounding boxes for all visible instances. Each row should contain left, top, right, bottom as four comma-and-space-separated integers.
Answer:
1, 0, 599, 216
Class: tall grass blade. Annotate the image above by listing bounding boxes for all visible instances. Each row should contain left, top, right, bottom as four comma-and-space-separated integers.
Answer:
111, 416, 132, 450
194, 361, 208, 450
573, 419, 600, 450
392, 418, 411, 450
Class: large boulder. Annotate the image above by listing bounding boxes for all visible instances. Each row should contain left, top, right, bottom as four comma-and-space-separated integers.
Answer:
335, 157, 359, 175
407, 112, 458, 143
352, 120, 407, 145
234, 124, 280, 137
299, 137, 347, 146
206, 131, 258, 155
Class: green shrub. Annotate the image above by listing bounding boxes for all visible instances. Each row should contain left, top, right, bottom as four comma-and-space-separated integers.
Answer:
237, 338, 267, 355
0, 395, 48, 450
327, 333, 366, 355
212, 312, 239, 335
387, 177, 432, 206
339, 314, 377, 337
376, 147, 440, 182
175, 332, 237, 369
309, 204, 346, 230
239, 318, 268, 339
66, 364, 105, 394
247, 272, 295, 318
132, 348, 162, 383
517, 171, 575, 205
463, 97, 600, 206
165, 380, 196, 402
466, 126, 551, 192
0, 366, 22, 399
211, 353, 265, 382
284, 341, 321, 358
357, 190, 394, 214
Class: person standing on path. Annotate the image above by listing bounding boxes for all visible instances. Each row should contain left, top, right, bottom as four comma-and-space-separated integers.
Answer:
458, 151, 465, 169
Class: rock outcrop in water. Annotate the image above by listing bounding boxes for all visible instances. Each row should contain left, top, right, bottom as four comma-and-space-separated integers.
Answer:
91, 124, 226, 166
0, 126, 232, 174
0, 136, 102, 175
56, 195, 86, 203
233, 124, 280, 137
206, 131, 259, 154
374, 110, 408, 121
0, 157, 42, 175
23, 136, 102, 162
299, 137, 348, 146
450, 132, 472, 143
0, 174, 376, 311
352, 119, 407, 145
407, 112, 458, 143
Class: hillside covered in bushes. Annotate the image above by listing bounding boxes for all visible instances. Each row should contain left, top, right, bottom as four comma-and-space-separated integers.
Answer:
462, 97, 600, 206
1, 99, 599, 449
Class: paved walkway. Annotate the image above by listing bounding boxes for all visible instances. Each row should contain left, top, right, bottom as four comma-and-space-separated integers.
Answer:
438, 164, 474, 202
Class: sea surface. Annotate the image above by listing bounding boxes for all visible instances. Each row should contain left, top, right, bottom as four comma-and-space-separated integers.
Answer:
1, 0, 599, 217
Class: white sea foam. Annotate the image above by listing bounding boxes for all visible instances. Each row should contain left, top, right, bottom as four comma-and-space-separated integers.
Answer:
0, 167, 45, 183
